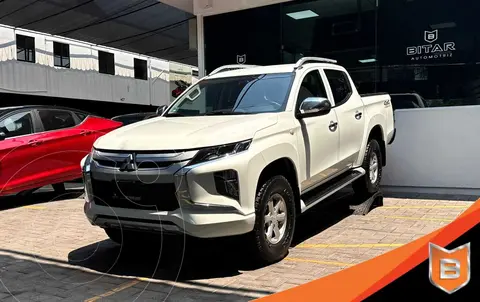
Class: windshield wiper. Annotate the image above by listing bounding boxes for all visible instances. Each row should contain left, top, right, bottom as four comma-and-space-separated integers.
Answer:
205, 110, 242, 116
165, 112, 185, 117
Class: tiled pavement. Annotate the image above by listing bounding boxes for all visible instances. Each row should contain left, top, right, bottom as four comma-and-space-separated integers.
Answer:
0, 190, 476, 301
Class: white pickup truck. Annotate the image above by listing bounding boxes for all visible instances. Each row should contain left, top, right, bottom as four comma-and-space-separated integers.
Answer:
81, 57, 395, 264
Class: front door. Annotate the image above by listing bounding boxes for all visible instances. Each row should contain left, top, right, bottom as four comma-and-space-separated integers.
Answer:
294, 68, 340, 192
0, 110, 46, 194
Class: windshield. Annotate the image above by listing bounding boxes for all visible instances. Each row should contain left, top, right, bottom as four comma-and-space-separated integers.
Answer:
165, 73, 294, 117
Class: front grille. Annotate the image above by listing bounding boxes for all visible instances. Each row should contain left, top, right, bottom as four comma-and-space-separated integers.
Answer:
92, 149, 198, 170
91, 178, 179, 211
94, 158, 174, 169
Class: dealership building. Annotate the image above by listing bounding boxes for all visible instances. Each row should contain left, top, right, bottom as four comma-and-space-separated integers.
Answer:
186, 0, 479, 196
0, 0, 479, 195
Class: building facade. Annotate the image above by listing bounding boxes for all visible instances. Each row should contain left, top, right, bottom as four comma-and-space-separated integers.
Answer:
194, 0, 480, 194
0, 25, 198, 117
203, 0, 480, 108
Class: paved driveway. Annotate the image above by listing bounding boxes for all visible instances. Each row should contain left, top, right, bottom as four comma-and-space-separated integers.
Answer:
0, 189, 475, 301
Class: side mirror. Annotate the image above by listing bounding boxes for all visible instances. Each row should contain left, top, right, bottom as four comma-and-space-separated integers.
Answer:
156, 105, 168, 116
297, 97, 332, 118
0, 132, 5, 141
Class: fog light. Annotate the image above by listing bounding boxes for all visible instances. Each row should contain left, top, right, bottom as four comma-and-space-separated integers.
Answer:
214, 170, 239, 201
174, 174, 192, 204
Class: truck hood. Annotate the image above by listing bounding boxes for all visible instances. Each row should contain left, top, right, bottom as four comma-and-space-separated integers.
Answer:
93, 114, 278, 151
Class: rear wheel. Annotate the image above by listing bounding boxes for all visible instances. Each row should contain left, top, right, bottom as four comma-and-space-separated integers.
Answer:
353, 139, 383, 197
248, 175, 296, 264
17, 187, 40, 198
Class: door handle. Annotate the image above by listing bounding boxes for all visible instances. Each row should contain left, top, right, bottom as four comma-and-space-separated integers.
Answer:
329, 121, 338, 132
355, 111, 363, 120
80, 130, 92, 135
28, 139, 42, 146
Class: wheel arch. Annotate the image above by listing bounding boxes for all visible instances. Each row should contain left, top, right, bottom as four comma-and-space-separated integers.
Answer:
368, 125, 386, 167
256, 156, 301, 217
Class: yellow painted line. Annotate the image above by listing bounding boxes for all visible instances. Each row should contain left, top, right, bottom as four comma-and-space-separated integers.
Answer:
297, 243, 404, 249
285, 257, 352, 267
84, 279, 140, 302
382, 205, 469, 209
377, 215, 454, 222
23, 205, 47, 210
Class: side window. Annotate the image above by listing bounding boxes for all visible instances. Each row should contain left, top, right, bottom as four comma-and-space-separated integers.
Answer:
296, 70, 328, 106
74, 112, 88, 123
53, 42, 70, 68
324, 70, 352, 106
0, 112, 34, 138
38, 110, 76, 131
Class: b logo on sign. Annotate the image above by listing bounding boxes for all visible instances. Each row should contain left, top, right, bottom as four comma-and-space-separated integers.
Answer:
237, 54, 246, 64
424, 30, 438, 43
429, 242, 471, 294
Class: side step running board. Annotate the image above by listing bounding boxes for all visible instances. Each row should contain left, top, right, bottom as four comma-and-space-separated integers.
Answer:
300, 168, 365, 213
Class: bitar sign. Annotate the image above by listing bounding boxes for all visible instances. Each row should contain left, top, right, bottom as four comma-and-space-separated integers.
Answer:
406, 29, 456, 61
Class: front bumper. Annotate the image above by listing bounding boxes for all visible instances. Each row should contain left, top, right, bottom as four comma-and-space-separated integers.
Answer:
83, 147, 265, 238
84, 201, 255, 238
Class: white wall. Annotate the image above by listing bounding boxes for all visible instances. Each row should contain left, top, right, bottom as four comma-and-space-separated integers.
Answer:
0, 25, 196, 107
382, 106, 480, 195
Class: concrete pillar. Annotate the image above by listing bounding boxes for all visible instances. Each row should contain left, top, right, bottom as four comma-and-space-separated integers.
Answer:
197, 15, 206, 77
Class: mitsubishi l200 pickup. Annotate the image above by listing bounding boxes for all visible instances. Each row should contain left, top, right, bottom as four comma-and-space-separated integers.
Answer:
81, 57, 396, 264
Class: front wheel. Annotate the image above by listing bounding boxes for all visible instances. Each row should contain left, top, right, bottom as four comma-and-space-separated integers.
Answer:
352, 139, 383, 197
248, 175, 296, 264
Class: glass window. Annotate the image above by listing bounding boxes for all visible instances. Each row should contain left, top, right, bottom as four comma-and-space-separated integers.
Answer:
325, 69, 352, 106
0, 112, 33, 138
38, 110, 76, 131
74, 112, 88, 122
202, 0, 480, 108
16, 35, 35, 63
166, 73, 294, 116
53, 42, 70, 68
390, 94, 425, 110
98, 51, 115, 75
134, 58, 148, 80
297, 70, 327, 105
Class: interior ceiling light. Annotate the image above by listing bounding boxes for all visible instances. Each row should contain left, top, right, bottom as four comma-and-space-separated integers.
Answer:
430, 22, 457, 29
286, 10, 319, 20
359, 58, 377, 63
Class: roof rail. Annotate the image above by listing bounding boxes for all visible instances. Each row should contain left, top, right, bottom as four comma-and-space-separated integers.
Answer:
294, 57, 337, 69
209, 64, 259, 76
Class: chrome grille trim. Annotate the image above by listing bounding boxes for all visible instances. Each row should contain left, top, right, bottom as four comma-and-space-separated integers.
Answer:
92, 149, 198, 170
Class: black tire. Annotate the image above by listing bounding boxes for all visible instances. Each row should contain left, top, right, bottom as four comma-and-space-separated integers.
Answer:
17, 187, 40, 197
352, 139, 383, 197
248, 175, 296, 264
52, 183, 66, 194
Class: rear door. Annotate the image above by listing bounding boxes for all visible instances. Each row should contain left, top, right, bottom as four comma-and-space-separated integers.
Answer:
323, 68, 366, 168
0, 109, 46, 194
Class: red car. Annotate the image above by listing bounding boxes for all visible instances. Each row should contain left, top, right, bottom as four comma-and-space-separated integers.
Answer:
0, 105, 122, 196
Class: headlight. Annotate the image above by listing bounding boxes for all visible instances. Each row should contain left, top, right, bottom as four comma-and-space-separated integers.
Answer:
188, 140, 252, 166
82, 153, 92, 173
82, 153, 93, 203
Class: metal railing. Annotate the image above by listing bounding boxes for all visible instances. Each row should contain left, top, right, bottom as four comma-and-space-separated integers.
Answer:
294, 57, 337, 69
209, 64, 259, 76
